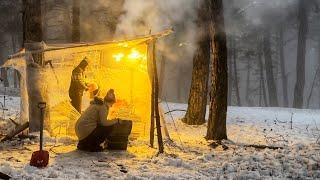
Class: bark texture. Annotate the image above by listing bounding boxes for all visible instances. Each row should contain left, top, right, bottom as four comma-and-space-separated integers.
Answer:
23, 0, 47, 132
263, 30, 279, 107
279, 26, 289, 107
183, 0, 210, 125
232, 37, 241, 106
258, 43, 268, 107
72, 0, 80, 42
206, 0, 228, 140
23, 0, 42, 44
293, 0, 309, 109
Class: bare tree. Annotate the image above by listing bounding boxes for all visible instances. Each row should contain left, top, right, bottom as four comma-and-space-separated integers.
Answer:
293, 0, 309, 108
227, 37, 233, 105
257, 41, 268, 107
263, 29, 279, 107
232, 37, 241, 106
23, 0, 46, 131
183, 0, 210, 125
278, 25, 289, 107
206, 0, 228, 140
72, 0, 80, 42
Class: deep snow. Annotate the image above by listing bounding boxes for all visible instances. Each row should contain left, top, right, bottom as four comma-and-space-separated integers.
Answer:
0, 100, 319, 179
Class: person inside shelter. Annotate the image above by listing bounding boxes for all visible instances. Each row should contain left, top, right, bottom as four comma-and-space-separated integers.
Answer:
68, 58, 90, 113
75, 88, 133, 152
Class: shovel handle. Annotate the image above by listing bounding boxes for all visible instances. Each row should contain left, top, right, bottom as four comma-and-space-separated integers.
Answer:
38, 102, 46, 109
38, 102, 46, 151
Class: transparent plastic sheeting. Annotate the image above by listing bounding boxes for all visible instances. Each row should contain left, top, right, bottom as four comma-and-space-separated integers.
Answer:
3, 39, 153, 138
2, 54, 29, 125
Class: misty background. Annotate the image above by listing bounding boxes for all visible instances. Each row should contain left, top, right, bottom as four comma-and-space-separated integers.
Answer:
0, 0, 320, 109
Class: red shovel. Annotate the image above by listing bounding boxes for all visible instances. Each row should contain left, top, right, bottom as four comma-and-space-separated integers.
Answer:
30, 102, 49, 168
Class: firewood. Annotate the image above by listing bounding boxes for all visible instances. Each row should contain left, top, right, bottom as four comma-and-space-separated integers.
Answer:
1, 122, 29, 142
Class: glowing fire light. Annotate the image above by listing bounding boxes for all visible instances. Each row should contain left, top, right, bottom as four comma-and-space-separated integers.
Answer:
128, 49, 142, 60
113, 53, 124, 62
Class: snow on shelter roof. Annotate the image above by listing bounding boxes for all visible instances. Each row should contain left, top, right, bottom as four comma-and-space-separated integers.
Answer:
8, 29, 173, 59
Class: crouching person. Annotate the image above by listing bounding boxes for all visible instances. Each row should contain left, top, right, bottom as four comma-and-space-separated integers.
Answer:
75, 89, 118, 152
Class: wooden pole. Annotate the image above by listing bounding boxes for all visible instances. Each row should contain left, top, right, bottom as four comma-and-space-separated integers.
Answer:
150, 57, 155, 147
152, 41, 164, 153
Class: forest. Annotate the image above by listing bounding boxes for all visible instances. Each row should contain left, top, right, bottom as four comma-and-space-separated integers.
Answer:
0, 0, 319, 179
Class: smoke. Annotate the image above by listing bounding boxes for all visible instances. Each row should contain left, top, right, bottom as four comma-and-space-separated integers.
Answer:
235, 0, 298, 27
80, 0, 124, 42
115, 0, 197, 62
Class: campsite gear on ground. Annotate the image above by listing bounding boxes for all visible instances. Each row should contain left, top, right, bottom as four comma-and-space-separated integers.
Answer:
105, 120, 132, 150
77, 125, 115, 152
30, 102, 49, 168
69, 59, 89, 113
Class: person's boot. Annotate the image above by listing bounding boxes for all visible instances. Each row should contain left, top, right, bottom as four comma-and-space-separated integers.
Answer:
77, 143, 90, 151
89, 145, 103, 152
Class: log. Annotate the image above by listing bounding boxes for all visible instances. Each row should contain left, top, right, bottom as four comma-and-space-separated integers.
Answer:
242, 144, 283, 150
0, 172, 11, 180
1, 122, 29, 142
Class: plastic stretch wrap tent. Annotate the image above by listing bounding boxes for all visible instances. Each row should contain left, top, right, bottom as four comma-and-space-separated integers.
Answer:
3, 30, 172, 138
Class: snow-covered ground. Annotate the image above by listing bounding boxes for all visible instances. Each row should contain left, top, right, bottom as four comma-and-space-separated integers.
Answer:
0, 101, 319, 179
0, 96, 20, 136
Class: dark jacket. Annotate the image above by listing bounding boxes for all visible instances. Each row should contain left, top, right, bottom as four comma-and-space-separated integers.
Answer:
69, 66, 87, 98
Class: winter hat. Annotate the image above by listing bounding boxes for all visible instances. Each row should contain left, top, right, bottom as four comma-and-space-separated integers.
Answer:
104, 89, 116, 103
79, 58, 88, 69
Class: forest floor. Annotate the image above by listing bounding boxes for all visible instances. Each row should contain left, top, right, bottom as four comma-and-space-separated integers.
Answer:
0, 98, 319, 179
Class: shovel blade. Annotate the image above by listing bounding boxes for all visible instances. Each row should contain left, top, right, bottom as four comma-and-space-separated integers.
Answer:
30, 150, 49, 168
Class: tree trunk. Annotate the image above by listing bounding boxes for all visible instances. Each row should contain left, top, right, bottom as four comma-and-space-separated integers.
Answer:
258, 43, 268, 107
307, 64, 320, 108
318, 40, 320, 108
23, 0, 43, 44
206, 0, 228, 140
23, 0, 47, 132
278, 26, 289, 107
72, 0, 80, 42
183, 1, 210, 125
245, 58, 252, 106
1, 68, 9, 87
11, 33, 19, 88
227, 37, 233, 105
293, 0, 309, 109
232, 37, 241, 106
263, 29, 279, 107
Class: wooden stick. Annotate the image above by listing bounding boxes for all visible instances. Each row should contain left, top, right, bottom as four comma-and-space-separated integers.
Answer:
152, 41, 164, 153
150, 58, 155, 147
159, 106, 171, 140
242, 144, 283, 150
1, 121, 29, 142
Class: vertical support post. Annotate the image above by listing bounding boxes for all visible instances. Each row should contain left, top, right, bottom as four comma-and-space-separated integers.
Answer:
149, 43, 155, 148
150, 72, 155, 147
152, 41, 164, 153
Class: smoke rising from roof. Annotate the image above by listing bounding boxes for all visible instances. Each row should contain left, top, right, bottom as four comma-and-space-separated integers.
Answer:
115, 0, 197, 62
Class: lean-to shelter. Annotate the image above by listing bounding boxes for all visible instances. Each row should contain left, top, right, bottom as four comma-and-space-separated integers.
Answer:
2, 30, 172, 139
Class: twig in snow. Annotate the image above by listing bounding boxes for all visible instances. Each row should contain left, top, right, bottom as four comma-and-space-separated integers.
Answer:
290, 112, 294, 130
241, 144, 283, 150
164, 109, 187, 115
